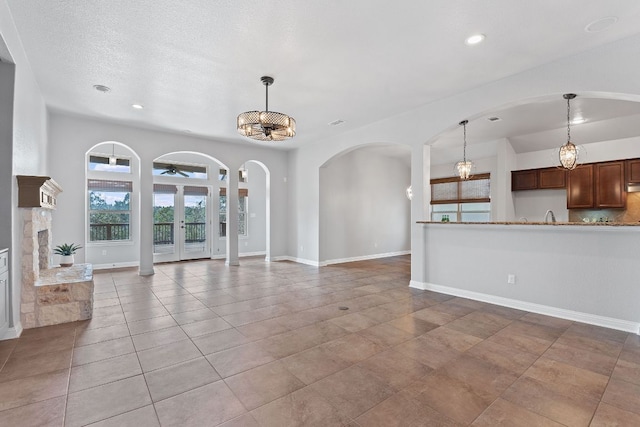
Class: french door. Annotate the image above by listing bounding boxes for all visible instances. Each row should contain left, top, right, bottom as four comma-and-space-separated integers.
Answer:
153, 185, 212, 262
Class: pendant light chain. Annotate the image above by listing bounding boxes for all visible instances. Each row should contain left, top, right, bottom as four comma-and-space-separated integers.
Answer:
463, 121, 467, 162
265, 82, 269, 112
566, 95, 571, 143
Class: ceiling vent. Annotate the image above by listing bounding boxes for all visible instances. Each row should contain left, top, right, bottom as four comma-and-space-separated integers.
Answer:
487, 117, 501, 122
328, 119, 345, 126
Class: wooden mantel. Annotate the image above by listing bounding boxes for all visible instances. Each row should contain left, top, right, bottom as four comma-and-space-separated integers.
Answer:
16, 176, 63, 209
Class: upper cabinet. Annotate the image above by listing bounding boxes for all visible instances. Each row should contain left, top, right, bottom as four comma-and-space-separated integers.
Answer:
567, 165, 594, 209
627, 158, 640, 183
511, 170, 537, 191
566, 161, 626, 209
538, 168, 567, 189
511, 168, 565, 191
595, 161, 626, 208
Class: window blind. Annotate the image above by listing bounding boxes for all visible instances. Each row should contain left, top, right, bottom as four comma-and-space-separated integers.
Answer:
430, 173, 490, 204
88, 179, 133, 192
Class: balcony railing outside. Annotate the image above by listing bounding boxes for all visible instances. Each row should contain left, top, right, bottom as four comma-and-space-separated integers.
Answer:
90, 222, 207, 243
89, 223, 130, 241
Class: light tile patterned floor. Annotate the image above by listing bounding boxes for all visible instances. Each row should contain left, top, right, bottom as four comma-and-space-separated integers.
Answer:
0, 255, 639, 426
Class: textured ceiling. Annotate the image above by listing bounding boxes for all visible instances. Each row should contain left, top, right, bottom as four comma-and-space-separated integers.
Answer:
6, 0, 640, 151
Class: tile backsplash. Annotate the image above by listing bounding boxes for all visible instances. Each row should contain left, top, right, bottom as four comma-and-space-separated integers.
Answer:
569, 192, 640, 223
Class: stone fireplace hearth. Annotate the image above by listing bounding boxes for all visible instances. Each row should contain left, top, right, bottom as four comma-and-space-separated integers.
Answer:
18, 176, 94, 329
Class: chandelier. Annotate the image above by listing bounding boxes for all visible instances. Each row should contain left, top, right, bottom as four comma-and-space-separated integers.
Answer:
558, 93, 579, 170
237, 76, 296, 142
454, 120, 474, 180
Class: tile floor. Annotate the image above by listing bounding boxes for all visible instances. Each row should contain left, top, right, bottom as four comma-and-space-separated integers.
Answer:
0, 255, 639, 426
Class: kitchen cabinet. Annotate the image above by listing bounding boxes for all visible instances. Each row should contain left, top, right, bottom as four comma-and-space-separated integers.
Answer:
538, 168, 566, 189
595, 161, 626, 208
567, 161, 626, 209
567, 165, 594, 209
511, 170, 537, 191
627, 158, 640, 183
0, 249, 8, 339
512, 168, 566, 191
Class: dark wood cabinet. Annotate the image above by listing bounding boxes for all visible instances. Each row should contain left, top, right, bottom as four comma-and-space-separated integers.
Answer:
512, 168, 566, 191
567, 165, 594, 209
538, 168, 566, 189
627, 159, 640, 183
567, 161, 626, 209
595, 161, 626, 208
511, 170, 537, 191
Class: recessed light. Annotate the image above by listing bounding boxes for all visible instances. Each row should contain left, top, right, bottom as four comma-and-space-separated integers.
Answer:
465, 34, 486, 45
93, 84, 111, 93
585, 16, 618, 33
487, 116, 501, 122
131, 104, 144, 109
571, 117, 586, 125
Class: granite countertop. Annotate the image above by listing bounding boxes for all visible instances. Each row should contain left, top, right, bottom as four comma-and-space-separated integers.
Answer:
416, 221, 640, 226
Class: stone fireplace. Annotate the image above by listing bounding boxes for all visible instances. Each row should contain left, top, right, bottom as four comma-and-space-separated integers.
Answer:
17, 176, 94, 329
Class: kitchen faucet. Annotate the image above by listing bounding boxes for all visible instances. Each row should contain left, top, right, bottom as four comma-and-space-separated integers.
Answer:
544, 210, 556, 223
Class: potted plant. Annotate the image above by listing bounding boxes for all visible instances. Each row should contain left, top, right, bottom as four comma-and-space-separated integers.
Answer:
54, 243, 82, 267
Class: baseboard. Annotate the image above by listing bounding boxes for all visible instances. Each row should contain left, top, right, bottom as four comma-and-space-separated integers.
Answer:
211, 252, 266, 260
92, 261, 139, 270
271, 256, 321, 267
409, 281, 640, 334
1, 323, 23, 340
323, 250, 411, 266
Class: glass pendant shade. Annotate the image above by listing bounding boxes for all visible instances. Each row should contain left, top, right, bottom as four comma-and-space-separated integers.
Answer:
559, 141, 578, 170
237, 76, 296, 142
455, 160, 474, 180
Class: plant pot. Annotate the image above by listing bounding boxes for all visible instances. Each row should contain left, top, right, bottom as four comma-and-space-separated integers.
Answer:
60, 255, 74, 267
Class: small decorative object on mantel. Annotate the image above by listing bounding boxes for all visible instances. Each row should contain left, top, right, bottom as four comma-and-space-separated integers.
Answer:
54, 243, 82, 267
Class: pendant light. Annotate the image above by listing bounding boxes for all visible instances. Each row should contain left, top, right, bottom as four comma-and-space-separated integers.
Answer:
558, 93, 579, 170
454, 120, 474, 180
109, 143, 117, 166
237, 76, 296, 142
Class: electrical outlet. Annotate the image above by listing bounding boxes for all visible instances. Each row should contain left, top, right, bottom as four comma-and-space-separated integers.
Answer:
102, 250, 107, 256
507, 274, 516, 284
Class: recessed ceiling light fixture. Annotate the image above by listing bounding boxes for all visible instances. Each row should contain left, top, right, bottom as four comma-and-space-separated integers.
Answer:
465, 34, 486, 45
558, 93, 580, 170
131, 104, 144, 109
487, 116, 501, 122
237, 76, 296, 142
93, 84, 111, 93
585, 16, 618, 33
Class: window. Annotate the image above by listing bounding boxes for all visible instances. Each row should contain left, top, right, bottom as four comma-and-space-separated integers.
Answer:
88, 155, 131, 173
219, 188, 248, 237
88, 179, 132, 241
219, 168, 248, 183
430, 173, 491, 222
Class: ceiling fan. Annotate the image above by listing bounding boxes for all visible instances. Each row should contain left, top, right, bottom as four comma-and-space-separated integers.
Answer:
160, 164, 189, 177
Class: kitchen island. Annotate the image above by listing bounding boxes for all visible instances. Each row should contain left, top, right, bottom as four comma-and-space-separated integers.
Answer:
413, 221, 640, 333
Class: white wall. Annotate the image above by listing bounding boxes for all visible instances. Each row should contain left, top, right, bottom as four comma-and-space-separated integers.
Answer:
319, 148, 410, 264
1, 0, 49, 337
0, 60, 14, 251
47, 112, 288, 268
416, 224, 640, 332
